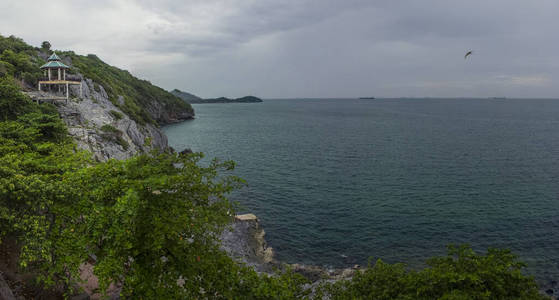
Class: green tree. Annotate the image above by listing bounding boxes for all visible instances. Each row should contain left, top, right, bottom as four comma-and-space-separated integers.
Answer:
41, 41, 51, 51
317, 244, 547, 300
0, 77, 34, 120
0, 49, 34, 77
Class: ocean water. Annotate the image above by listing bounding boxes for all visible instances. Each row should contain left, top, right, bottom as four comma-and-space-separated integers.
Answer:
163, 98, 559, 283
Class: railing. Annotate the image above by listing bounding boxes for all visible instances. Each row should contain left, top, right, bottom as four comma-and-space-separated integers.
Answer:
38, 75, 82, 82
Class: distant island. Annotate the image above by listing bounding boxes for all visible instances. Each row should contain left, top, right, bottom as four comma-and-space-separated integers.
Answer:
171, 89, 203, 102
359, 97, 375, 99
172, 89, 263, 104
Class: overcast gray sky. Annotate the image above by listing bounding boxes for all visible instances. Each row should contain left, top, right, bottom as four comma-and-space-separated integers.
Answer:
1, 0, 558, 98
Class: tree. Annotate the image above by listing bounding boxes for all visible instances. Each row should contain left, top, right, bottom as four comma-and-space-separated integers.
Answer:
41, 41, 51, 51
316, 244, 547, 300
0, 77, 34, 120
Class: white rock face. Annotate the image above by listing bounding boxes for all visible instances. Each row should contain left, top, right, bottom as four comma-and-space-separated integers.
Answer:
50, 78, 170, 161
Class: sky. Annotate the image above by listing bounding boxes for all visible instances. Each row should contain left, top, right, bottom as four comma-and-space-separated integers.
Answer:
1, 0, 558, 98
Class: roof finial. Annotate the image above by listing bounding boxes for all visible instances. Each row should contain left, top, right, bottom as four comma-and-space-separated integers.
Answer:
47, 53, 62, 61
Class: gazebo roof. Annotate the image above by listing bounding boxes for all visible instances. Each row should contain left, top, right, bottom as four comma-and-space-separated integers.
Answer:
47, 53, 62, 61
40, 60, 70, 69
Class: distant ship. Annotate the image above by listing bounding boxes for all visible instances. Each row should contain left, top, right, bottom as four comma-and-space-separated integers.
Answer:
490, 97, 506, 100
359, 97, 375, 99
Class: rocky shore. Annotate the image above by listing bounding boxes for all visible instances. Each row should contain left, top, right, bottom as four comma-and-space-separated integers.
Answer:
220, 214, 357, 290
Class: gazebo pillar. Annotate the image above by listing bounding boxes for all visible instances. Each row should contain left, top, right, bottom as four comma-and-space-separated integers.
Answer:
58, 68, 61, 80
63, 69, 66, 80
48, 69, 51, 80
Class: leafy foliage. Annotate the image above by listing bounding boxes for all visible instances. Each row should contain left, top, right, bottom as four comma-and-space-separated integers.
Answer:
0, 35, 43, 82
99, 124, 129, 150
41, 41, 51, 51
109, 109, 123, 120
0, 77, 34, 120
0, 77, 308, 298
316, 244, 547, 300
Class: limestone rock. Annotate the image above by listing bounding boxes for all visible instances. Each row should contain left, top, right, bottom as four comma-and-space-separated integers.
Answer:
43, 78, 172, 161
220, 214, 275, 272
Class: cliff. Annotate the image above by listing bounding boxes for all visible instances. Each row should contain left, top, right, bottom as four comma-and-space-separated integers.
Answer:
57, 53, 194, 125
26, 79, 170, 161
0, 32, 195, 161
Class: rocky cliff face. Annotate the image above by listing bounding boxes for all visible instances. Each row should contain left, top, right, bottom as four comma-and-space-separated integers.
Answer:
220, 214, 275, 272
65, 79, 170, 161
28, 78, 173, 161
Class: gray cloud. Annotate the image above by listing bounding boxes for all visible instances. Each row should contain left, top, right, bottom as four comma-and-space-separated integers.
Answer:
1, 0, 558, 98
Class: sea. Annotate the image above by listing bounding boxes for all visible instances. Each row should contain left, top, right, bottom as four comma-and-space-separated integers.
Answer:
163, 98, 559, 284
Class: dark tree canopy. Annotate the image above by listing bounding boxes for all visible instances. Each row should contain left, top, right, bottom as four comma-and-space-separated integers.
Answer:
41, 41, 51, 51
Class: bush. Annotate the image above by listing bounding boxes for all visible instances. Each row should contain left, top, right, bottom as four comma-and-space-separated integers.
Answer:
99, 124, 129, 150
100, 124, 118, 133
115, 135, 129, 150
0, 77, 34, 120
109, 110, 123, 120
317, 244, 547, 300
0, 61, 14, 77
22, 71, 38, 86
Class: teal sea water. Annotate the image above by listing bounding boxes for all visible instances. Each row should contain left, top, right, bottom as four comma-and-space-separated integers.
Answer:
163, 98, 559, 283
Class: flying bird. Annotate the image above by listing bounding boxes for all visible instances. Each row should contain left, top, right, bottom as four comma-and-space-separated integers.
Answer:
464, 50, 473, 59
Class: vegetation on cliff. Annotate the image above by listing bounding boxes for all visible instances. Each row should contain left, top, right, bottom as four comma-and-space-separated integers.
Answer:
66, 53, 193, 125
0, 34, 193, 126
0, 35, 44, 85
0, 77, 308, 298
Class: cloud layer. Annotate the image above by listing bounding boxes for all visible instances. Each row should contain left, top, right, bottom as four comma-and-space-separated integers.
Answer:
1, 0, 558, 98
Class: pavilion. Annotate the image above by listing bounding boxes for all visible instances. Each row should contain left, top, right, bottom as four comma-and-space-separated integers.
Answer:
38, 53, 82, 101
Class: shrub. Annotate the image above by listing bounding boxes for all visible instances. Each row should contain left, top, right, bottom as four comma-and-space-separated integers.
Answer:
100, 124, 118, 133
22, 71, 38, 86
109, 110, 123, 120
115, 135, 129, 150
317, 244, 547, 300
